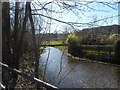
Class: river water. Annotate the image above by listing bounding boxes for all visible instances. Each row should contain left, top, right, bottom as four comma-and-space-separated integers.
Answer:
39, 47, 120, 88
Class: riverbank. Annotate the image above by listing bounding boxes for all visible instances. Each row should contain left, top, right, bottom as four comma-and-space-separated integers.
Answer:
39, 47, 120, 88
15, 52, 37, 88
42, 41, 67, 50
67, 52, 120, 67
15, 52, 49, 89
15, 47, 120, 88
52, 46, 120, 67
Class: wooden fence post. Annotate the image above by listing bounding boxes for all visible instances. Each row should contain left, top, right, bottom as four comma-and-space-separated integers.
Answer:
97, 46, 100, 55
114, 40, 120, 64
0, 1, 2, 89
109, 46, 111, 59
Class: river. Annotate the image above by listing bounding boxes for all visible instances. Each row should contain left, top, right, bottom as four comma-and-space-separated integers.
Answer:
39, 47, 120, 88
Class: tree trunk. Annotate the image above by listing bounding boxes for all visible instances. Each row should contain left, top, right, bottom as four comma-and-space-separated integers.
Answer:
2, 2, 11, 89
0, 1, 2, 90
28, 3, 39, 78
9, 2, 20, 89
9, 2, 29, 89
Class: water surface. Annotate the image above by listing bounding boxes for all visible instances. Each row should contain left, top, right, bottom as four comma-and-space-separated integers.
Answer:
39, 47, 120, 88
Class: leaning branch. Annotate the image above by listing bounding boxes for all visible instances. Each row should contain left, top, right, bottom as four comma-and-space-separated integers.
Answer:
32, 13, 76, 25
32, 13, 119, 28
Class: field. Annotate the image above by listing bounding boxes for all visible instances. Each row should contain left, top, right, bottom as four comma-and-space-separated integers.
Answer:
41, 41, 67, 50
82, 50, 115, 55
42, 41, 63, 45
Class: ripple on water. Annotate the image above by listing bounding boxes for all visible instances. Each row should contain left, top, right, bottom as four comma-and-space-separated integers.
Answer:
39, 47, 120, 88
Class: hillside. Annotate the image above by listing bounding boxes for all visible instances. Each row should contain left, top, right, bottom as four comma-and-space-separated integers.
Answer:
76, 25, 120, 40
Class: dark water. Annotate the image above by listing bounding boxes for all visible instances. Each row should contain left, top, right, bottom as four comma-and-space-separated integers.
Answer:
39, 47, 120, 88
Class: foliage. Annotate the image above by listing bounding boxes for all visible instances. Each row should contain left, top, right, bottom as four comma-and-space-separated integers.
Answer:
54, 46, 67, 50
106, 34, 120, 45
66, 33, 86, 57
68, 39, 86, 57
65, 33, 78, 44
108, 34, 116, 40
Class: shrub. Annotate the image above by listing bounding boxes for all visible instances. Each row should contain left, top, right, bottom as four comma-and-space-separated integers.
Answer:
65, 33, 78, 44
68, 39, 85, 57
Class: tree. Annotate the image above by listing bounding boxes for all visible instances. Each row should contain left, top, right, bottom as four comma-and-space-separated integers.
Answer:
28, 2, 39, 78
2, 2, 11, 88
2, 1, 119, 89
2, 1, 29, 89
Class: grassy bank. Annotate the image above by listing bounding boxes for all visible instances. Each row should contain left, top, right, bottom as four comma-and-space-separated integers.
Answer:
42, 41, 115, 56
82, 50, 115, 55
42, 41, 67, 50
42, 41, 63, 45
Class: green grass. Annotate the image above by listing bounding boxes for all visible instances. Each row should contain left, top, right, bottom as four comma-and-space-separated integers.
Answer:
82, 50, 115, 55
42, 41, 63, 45
54, 46, 68, 50
41, 41, 67, 50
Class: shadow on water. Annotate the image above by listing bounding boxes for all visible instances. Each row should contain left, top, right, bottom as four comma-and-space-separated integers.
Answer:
39, 47, 120, 88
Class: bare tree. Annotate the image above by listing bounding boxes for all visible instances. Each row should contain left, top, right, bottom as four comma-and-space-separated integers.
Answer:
28, 2, 39, 78
2, 1, 29, 89
2, 2, 11, 88
2, 1, 119, 89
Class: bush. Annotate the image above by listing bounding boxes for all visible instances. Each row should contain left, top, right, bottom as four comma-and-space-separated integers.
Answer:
68, 39, 85, 57
65, 33, 78, 43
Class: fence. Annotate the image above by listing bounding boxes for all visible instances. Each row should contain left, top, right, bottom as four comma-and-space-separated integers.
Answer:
0, 62, 58, 89
78, 45, 119, 63
80, 45, 114, 58
68, 44, 118, 64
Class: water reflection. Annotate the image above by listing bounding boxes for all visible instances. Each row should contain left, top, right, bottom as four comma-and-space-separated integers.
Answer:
39, 47, 120, 88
